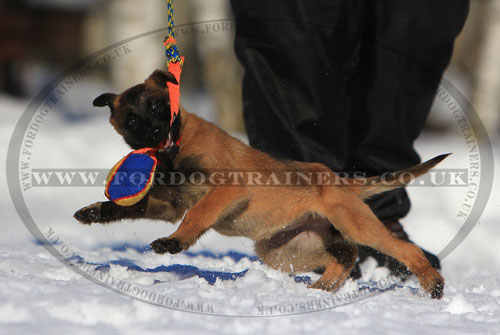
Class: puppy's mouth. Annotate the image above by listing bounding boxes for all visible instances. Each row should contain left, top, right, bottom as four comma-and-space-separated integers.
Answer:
158, 131, 175, 152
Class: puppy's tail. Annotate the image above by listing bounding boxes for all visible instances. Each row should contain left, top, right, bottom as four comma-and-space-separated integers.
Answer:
349, 153, 450, 200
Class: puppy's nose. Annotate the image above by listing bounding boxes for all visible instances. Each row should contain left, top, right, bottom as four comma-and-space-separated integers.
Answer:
152, 128, 162, 141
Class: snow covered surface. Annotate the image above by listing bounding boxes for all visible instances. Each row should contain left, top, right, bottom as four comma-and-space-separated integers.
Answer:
1, 89, 499, 334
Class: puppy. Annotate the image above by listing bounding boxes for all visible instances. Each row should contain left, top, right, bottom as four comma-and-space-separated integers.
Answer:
74, 69, 446, 298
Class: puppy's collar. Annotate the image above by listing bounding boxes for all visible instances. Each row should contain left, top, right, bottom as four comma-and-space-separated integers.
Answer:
175, 132, 181, 147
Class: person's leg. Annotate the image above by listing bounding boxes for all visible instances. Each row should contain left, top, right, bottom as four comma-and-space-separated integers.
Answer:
350, 0, 469, 175
231, 0, 468, 274
231, 0, 362, 168
349, 0, 469, 273
231, 0, 420, 220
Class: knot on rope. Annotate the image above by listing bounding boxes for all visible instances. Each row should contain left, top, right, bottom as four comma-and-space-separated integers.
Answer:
163, 37, 184, 66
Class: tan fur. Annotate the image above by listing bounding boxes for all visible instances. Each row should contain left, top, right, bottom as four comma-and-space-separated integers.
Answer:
176, 108, 444, 297
75, 74, 447, 299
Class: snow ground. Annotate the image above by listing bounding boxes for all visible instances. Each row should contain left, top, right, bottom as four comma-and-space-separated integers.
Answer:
1, 90, 499, 334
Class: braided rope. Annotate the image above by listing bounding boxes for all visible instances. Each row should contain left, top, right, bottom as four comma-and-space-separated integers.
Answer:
164, 0, 183, 126
164, 0, 183, 66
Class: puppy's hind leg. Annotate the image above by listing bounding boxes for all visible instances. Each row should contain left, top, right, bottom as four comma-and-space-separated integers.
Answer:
320, 189, 444, 299
308, 243, 358, 292
255, 217, 357, 293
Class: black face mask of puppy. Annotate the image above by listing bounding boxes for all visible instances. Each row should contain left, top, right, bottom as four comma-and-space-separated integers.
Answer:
93, 70, 179, 152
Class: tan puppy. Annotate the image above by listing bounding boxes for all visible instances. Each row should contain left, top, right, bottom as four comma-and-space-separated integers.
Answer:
74, 69, 446, 298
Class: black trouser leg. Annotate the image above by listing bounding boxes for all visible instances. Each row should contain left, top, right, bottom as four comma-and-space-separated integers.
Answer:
231, 0, 468, 273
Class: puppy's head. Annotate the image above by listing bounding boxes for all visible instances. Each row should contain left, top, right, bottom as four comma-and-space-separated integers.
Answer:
93, 69, 179, 151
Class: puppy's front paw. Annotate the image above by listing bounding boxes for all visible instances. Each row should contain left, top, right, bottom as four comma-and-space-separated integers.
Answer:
419, 269, 445, 299
429, 278, 445, 299
308, 280, 342, 292
150, 238, 184, 254
74, 204, 101, 224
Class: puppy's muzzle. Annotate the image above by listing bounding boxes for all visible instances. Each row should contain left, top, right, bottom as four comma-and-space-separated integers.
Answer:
151, 128, 163, 142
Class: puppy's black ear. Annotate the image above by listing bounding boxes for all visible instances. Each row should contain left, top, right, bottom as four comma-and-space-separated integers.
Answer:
93, 93, 117, 107
148, 69, 178, 88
